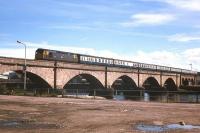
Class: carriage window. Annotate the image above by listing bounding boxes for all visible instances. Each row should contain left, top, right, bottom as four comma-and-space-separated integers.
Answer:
111, 60, 114, 64
83, 56, 86, 61
81, 56, 84, 61
86, 57, 89, 61
92, 58, 95, 62
91, 57, 94, 62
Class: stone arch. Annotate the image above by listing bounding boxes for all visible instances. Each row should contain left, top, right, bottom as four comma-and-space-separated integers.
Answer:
187, 78, 195, 85
142, 77, 163, 101
139, 73, 160, 88
14, 70, 52, 89
63, 73, 112, 98
0, 70, 52, 94
142, 77, 160, 90
191, 79, 195, 85
111, 75, 137, 90
182, 78, 189, 86
57, 69, 105, 89
0, 65, 54, 88
111, 75, 139, 100
163, 78, 177, 91
161, 75, 177, 87
63, 73, 104, 90
181, 74, 196, 86
107, 72, 138, 88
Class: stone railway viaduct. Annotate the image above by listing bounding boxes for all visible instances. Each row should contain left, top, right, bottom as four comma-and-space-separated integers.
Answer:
0, 56, 197, 91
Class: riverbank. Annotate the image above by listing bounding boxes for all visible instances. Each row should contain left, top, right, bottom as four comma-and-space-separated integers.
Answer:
0, 95, 199, 132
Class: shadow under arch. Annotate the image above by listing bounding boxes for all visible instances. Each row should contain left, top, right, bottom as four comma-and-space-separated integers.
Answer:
191, 79, 194, 85
182, 78, 189, 86
142, 77, 162, 101
164, 78, 177, 91
63, 73, 111, 98
143, 77, 160, 90
1, 70, 52, 95
15, 70, 52, 89
111, 75, 139, 100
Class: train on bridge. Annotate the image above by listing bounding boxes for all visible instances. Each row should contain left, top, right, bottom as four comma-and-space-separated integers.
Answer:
35, 48, 196, 74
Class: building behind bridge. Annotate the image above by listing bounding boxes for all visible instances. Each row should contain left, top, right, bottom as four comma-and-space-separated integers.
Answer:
197, 72, 200, 85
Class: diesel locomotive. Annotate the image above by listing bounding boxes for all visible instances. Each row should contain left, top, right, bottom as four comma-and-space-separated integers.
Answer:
35, 48, 194, 74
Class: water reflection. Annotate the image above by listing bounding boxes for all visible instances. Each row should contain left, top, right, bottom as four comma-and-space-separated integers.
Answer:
114, 90, 200, 103
136, 123, 200, 132
62, 88, 200, 103
0, 120, 60, 129
144, 92, 150, 101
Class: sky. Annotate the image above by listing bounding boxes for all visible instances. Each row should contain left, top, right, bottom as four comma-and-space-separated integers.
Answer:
0, 0, 200, 71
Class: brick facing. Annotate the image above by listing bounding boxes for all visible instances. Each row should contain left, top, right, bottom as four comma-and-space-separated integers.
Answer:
0, 57, 196, 89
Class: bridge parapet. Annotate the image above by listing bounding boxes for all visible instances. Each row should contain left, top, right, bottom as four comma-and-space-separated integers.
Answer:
0, 56, 55, 68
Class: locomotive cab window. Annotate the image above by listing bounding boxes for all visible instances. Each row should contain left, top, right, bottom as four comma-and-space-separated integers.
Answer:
35, 49, 45, 60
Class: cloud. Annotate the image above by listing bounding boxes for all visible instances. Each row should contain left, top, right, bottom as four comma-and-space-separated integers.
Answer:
132, 51, 180, 63
0, 48, 36, 59
121, 13, 175, 27
183, 48, 200, 71
183, 48, 200, 63
144, 0, 200, 11
165, 0, 200, 11
129, 50, 199, 71
168, 33, 200, 42
0, 41, 199, 71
